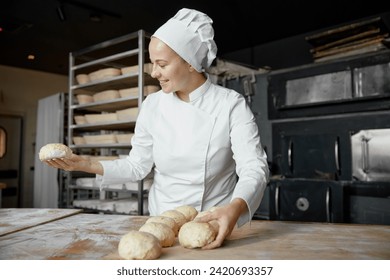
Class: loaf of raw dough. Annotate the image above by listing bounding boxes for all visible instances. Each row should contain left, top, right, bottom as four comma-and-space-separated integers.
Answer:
161, 209, 187, 229
88, 68, 121, 81
139, 222, 176, 247
39, 143, 72, 161
93, 89, 120, 102
175, 205, 198, 222
118, 230, 162, 260
194, 206, 220, 233
75, 74, 90, 85
178, 221, 217, 249
145, 216, 179, 236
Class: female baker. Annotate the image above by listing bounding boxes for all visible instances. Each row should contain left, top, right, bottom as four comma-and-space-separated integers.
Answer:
45, 8, 269, 249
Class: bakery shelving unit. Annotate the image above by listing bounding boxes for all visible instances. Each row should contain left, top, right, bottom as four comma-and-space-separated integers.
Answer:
67, 30, 158, 215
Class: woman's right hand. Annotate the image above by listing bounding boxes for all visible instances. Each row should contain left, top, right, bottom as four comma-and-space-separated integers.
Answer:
43, 154, 103, 175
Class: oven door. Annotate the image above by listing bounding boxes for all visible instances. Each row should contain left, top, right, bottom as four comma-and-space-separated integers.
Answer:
351, 128, 390, 182
269, 179, 344, 223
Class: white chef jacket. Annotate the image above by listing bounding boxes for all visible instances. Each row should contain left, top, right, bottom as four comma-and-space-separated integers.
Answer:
98, 77, 269, 227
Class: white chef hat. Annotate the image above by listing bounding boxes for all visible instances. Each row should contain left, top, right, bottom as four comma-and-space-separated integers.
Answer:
153, 8, 218, 72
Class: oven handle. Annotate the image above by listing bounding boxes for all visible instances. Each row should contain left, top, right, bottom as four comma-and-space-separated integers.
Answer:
288, 140, 293, 172
275, 185, 280, 217
334, 138, 340, 172
362, 136, 369, 173
326, 187, 330, 222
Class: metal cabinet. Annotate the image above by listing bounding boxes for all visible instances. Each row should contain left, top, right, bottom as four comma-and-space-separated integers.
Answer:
268, 179, 344, 223
277, 132, 341, 179
266, 50, 390, 225
272, 111, 390, 181
267, 50, 390, 119
344, 181, 390, 225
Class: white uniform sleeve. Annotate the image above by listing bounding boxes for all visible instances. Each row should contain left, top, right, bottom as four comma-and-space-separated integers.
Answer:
97, 96, 155, 186
229, 93, 269, 227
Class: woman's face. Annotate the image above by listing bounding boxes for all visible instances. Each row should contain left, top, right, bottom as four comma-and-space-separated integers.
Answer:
148, 37, 192, 95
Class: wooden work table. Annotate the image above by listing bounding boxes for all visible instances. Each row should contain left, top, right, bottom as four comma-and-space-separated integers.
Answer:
0, 208, 389, 260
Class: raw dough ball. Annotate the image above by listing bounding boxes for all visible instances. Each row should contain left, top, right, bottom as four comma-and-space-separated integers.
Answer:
146, 216, 179, 236
175, 205, 198, 221
195, 206, 221, 219
39, 143, 72, 161
161, 210, 187, 229
178, 221, 217, 249
206, 206, 221, 232
194, 210, 220, 235
139, 222, 175, 247
118, 230, 161, 260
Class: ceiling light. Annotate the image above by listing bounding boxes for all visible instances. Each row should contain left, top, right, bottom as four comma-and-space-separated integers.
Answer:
27, 54, 35, 60
89, 13, 102, 22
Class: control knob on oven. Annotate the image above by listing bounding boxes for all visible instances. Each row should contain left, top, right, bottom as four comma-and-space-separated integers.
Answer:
296, 197, 309, 211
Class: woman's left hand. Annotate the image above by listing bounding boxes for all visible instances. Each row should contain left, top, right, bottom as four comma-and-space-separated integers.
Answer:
194, 198, 247, 249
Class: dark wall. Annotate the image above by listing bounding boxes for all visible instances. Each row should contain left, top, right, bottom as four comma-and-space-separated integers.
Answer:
221, 34, 313, 71
221, 11, 390, 71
